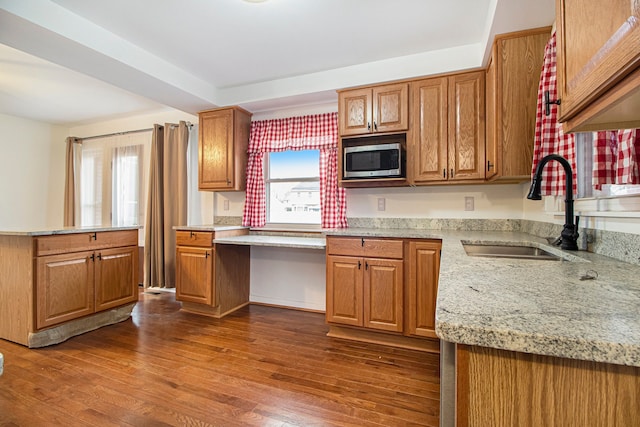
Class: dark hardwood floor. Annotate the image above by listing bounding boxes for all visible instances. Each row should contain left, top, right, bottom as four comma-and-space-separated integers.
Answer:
0, 291, 440, 426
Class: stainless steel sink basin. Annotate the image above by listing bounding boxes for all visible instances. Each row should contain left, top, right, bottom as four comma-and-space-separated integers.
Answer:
463, 243, 561, 261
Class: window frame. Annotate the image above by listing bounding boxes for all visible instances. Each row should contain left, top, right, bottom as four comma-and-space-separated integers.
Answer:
263, 150, 322, 230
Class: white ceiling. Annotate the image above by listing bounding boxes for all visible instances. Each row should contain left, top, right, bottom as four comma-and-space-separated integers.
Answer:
0, 0, 555, 125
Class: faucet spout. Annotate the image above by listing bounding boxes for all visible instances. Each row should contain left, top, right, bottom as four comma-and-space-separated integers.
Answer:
527, 154, 579, 250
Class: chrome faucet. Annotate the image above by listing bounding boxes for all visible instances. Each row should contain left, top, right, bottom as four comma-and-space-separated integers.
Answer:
527, 154, 579, 250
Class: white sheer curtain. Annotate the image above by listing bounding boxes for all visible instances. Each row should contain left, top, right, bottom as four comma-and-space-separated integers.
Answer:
112, 144, 144, 226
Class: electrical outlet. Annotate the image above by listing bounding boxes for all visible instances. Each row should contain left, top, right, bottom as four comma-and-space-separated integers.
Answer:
223, 199, 229, 211
377, 198, 386, 211
464, 196, 474, 211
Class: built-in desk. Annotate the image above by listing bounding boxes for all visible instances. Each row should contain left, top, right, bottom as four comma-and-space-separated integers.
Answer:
214, 234, 326, 250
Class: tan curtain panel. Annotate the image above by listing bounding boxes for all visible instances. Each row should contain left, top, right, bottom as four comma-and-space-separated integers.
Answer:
63, 137, 81, 227
144, 122, 188, 288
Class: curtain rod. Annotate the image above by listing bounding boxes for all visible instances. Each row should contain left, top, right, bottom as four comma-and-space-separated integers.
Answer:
78, 121, 193, 142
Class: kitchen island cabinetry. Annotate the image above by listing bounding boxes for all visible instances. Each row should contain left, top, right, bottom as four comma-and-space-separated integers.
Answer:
198, 106, 251, 191
485, 27, 550, 182
455, 344, 640, 426
338, 83, 408, 136
0, 228, 139, 347
175, 227, 250, 318
409, 70, 485, 184
556, 0, 640, 131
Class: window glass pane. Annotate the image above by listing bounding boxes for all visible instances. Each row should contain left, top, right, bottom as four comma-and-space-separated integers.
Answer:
268, 181, 320, 224
112, 145, 143, 226
269, 150, 319, 179
80, 146, 103, 226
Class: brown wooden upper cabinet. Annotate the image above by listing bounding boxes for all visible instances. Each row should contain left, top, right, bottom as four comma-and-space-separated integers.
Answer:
485, 27, 551, 182
338, 83, 409, 136
198, 106, 252, 191
556, 0, 640, 132
409, 71, 486, 184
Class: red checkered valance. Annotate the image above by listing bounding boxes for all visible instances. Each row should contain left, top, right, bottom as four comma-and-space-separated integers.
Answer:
531, 31, 577, 196
242, 112, 347, 229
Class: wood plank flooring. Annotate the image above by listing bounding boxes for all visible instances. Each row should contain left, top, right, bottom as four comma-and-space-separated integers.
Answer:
0, 291, 440, 426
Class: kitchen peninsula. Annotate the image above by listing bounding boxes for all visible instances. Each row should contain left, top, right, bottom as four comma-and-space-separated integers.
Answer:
0, 226, 140, 348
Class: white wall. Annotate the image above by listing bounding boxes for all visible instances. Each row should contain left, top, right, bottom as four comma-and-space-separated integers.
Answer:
0, 113, 68, 229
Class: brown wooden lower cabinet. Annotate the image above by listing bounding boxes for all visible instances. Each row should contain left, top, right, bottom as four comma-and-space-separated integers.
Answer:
456, 344, 640, 426
0, 229, 139, 347
175, 228, 250, 318
325, 236, 441, 351
35, 231, 139, 329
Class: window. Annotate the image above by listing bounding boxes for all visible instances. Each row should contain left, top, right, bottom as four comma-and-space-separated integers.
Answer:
78, 133, 151, 227
576, 132, 640, 200
265, 150, 321, 225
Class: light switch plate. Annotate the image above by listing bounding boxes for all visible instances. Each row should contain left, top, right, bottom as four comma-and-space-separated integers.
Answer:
464, 196, 474, 211
377, 198, 386, 211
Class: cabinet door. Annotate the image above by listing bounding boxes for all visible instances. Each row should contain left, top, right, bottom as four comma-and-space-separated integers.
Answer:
448, 72, 485, 181
326, 255, 363, 326
411, 77, 448, 182
556, 0, 640, 123
339, 88, 373, 136
36, 251, 95, 329
373, 83, 409, 134
176, 246, 214, 305
407, 241, 441, 338
487, 29, 549, 181
363, 258, 403, 332
199, 109, 235, 190
95, 246, 138, 312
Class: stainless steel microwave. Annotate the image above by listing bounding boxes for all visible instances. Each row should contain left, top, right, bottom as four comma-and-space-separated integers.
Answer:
343, 142, 405, 179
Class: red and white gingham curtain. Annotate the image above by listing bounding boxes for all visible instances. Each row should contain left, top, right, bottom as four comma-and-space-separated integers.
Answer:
531, 31, 577, 196
593, 129, 640, 189
242, 112, 348, 228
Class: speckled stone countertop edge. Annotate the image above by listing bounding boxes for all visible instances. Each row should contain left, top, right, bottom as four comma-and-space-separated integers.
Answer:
214, 235, 326, 249
0, 225, 141, 237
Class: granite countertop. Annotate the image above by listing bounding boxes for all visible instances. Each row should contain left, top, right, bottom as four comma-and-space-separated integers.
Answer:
327, 227, 640, 368
0, 225, 141, 237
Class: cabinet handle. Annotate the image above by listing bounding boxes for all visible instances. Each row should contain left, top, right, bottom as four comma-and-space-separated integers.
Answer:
96, 253, 102, 261
205, 251, 210, 258
487, 161, 494, 171
361, 238, 365, 247
365, 261, 368, 270
544, 90, 561, 116
443, 169, 446, 178
450, 168, 454, 179
89, 254, 95, 261
373, 121, 377, 131
89, 232, 97, 241
358, 260, 361, 269
190, 231, 195, 238
367, 122, 371, 131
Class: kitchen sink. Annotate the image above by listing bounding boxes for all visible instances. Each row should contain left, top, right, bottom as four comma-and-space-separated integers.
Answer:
462, 243, 561, 261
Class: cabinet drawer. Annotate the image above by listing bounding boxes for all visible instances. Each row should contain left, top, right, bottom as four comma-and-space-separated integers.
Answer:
176, 231, 214, 247
36, 230, 138, 256
327, 237, 403, 259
